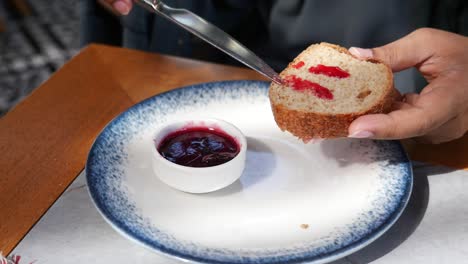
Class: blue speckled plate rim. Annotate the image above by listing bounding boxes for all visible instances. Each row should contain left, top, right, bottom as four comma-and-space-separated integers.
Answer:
85, 80, 413, 264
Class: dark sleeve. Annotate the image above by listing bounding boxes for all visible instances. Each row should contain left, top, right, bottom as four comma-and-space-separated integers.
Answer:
79, 0, 122, 47
430, 0, 468, 36
457, 1, 468, 35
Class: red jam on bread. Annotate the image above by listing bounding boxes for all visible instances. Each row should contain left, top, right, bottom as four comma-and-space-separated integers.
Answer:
291, 61, 305, 69
308, 64, 350, 78
284, 75, 334, 100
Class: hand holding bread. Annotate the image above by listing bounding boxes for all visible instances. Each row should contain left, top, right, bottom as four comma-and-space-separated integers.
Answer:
270, 28, 468, 144
348, 28, 468, 143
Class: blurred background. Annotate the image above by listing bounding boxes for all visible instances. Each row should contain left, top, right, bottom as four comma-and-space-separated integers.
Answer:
1, 0, 466, 119
0, 0, 79, 116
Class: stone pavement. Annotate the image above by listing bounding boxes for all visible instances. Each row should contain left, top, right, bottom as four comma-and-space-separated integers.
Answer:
0, 0, 79, 116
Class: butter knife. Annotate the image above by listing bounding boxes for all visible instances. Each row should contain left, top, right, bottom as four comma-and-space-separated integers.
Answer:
134, 0, 282, 84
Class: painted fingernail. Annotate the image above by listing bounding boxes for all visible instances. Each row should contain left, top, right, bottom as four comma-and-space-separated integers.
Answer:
349, 47, 373, 59
113, 1, 130, 15
348, 130, 374, 138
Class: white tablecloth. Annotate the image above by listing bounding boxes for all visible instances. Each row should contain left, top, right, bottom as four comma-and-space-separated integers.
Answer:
11, 163, 468, 264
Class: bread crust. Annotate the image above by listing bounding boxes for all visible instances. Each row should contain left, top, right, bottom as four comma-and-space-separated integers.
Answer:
269, 43, 398, 141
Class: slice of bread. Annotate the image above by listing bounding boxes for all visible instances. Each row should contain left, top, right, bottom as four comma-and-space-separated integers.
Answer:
269, 42, 399, 141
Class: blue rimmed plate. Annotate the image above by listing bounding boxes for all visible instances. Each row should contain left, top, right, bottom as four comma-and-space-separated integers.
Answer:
86, 80, 412, 264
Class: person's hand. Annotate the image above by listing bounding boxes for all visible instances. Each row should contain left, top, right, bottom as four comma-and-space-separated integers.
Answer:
99, 0, 133, 15
348, 28, 468, 144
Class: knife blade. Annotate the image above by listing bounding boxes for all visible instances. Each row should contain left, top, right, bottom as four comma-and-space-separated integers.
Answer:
135, 0, 283, 85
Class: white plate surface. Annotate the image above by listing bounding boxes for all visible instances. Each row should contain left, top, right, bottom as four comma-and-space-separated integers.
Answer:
86, 81, 412, 264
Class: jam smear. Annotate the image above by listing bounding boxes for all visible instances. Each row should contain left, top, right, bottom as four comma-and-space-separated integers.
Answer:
291, 61, 305, 69
158, 127, 239, 168
308, 64, 350, 78
284, 75, 334, 100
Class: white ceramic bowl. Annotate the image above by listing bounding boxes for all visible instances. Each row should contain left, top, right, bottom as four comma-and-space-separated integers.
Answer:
151, 118, 247, 193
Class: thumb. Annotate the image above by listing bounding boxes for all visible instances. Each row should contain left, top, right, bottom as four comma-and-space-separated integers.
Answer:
102, 0, 133, 15
348, 109, 431, 140
349, 28, 435, 72
348, 80, 456, 139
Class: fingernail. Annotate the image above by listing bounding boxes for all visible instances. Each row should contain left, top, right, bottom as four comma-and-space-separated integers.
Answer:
348, 130, 374, 138
113, 1, 130, 15
349, 47, 373, 59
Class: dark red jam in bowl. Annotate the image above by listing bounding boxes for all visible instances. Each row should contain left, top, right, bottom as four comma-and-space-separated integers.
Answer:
157, 127, 240, 168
